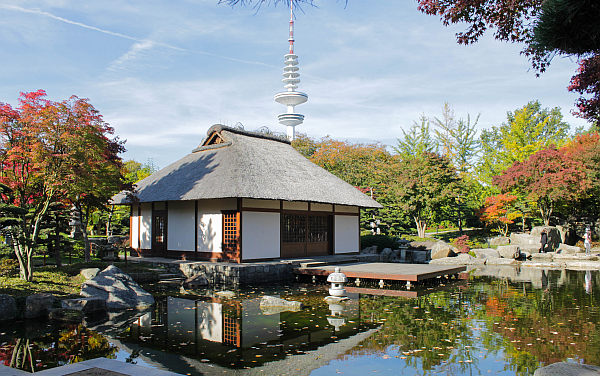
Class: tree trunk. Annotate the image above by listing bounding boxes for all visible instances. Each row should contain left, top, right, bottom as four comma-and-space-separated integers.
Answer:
414, 216, 427, 238
106, 205, 114, 237
53, 214, 62, 267
456, 200, 463, 234
77, 205, 92, 263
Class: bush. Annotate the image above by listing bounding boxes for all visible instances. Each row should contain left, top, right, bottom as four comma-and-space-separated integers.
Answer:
0, 259, 18, 277
451, 235, 470, 253
0, 244, 14, 260
360, 234, 396, 251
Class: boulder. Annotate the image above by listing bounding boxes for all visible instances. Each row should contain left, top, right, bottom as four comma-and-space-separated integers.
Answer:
49, 309, 84, 324
429, 254, 485, 265
380, 248, 399, 262
531, 226, 562, 251
361, 245, 378, 254
485, 257, 518, 265
431, 241, 457, 260
0, 294, 17, 321
556, 243, 582, 254
62, 297, 106, 312
410, 241, 438, 251
25, 294, 56, 319
497, 245, 521, 259
510, 233, 539, 246
80, 265, 154, 310
412, 250, 430, 263
520, 245, 542, 254
533, 362, 600, 376
554, 254, 598, 261
80, 268, 100, 280
260, 296, 304, 315
531, 252, 554, 260
489, 237, 510, 246
183, 274, 209, 288
472, 248, 500, 259
555, 225, 569, 244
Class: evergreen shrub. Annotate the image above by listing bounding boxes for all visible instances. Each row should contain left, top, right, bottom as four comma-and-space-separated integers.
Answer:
360, 234, 396, 251
0, 259, 18, 277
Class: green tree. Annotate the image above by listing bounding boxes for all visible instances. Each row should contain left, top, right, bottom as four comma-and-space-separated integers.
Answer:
385, 152, 459, 238
123, 158, 159, 184
394, 114, 438, 160
434, 108, 480, 174
478, 100, 570, 184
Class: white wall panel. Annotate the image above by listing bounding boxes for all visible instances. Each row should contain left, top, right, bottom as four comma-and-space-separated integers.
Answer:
242, 212, 280, 260
197, 200, 229, 253
140, 203, 152, 249
167, 201, 195, 251
130, 212, 139, 249
334, 215, 359, 254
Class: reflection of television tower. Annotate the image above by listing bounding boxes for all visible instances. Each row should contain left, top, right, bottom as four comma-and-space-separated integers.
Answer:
274, 2, 308, 141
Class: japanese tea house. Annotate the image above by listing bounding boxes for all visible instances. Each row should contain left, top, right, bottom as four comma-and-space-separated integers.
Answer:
112, 124, 382, 262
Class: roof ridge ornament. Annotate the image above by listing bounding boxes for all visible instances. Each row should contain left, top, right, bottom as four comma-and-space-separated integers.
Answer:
274, 1, 307, 141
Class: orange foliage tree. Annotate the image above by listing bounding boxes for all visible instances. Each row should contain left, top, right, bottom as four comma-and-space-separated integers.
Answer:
477, 193, 518, 236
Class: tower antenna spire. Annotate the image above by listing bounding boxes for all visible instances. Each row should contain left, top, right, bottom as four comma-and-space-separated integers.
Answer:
274, 1, 307, 141
288, 1, 294, 54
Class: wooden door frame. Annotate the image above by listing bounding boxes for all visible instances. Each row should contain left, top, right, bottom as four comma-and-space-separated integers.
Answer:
152, 203, 168, 257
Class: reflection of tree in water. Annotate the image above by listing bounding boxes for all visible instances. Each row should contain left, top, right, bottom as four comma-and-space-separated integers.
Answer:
479, 272, 600, 372
347, 292, 478, 373
342, 272, 600, 376
126, 349, 141, 364
0, 325, 118, 372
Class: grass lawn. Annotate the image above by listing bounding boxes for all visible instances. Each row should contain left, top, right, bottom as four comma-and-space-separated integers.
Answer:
0, 260, 160, 298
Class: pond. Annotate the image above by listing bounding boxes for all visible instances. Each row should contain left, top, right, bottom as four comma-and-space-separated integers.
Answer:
0, 267, 598, 375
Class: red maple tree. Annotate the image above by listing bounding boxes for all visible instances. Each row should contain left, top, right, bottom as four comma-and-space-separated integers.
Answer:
492, 146, 589, 226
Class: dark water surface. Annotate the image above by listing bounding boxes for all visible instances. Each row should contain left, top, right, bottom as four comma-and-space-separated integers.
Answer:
0, 268, 598, 375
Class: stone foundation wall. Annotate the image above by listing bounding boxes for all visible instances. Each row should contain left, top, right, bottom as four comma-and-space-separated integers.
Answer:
139, 261, 296, 286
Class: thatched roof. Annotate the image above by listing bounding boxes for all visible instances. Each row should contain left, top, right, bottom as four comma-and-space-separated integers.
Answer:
112, 124, 382, 208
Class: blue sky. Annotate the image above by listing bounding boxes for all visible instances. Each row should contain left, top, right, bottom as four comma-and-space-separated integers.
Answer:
0, 0, 587, 169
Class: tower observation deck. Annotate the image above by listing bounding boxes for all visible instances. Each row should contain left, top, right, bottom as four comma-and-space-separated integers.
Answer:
274, 3, 307, 141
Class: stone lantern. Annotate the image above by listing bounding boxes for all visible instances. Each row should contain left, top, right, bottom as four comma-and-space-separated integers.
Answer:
327, 267, 347, 297
69, 206, 83, 239
327, 302, 346, 331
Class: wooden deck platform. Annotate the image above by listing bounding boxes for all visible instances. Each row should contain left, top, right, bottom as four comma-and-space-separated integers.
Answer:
293, 262, 466, 282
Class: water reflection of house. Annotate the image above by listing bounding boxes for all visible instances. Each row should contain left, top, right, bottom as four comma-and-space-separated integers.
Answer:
121, 292, 377, 373
114, 293, 378, 375
112, 125, 381, 262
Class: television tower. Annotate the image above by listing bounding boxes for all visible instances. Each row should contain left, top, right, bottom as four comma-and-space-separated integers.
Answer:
274, 2, 308, 141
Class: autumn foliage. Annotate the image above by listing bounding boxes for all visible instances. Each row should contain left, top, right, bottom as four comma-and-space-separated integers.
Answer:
493, 145, 589, 225
477, 194, 518, 236
0, 90, 127, 279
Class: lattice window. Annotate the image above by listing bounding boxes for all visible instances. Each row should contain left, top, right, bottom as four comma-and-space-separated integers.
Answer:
308, 215, 329, 242
223, 212, 238, 246
282, 214, 306, 243
154, 215, 165, 243
223, 314, 240, 347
